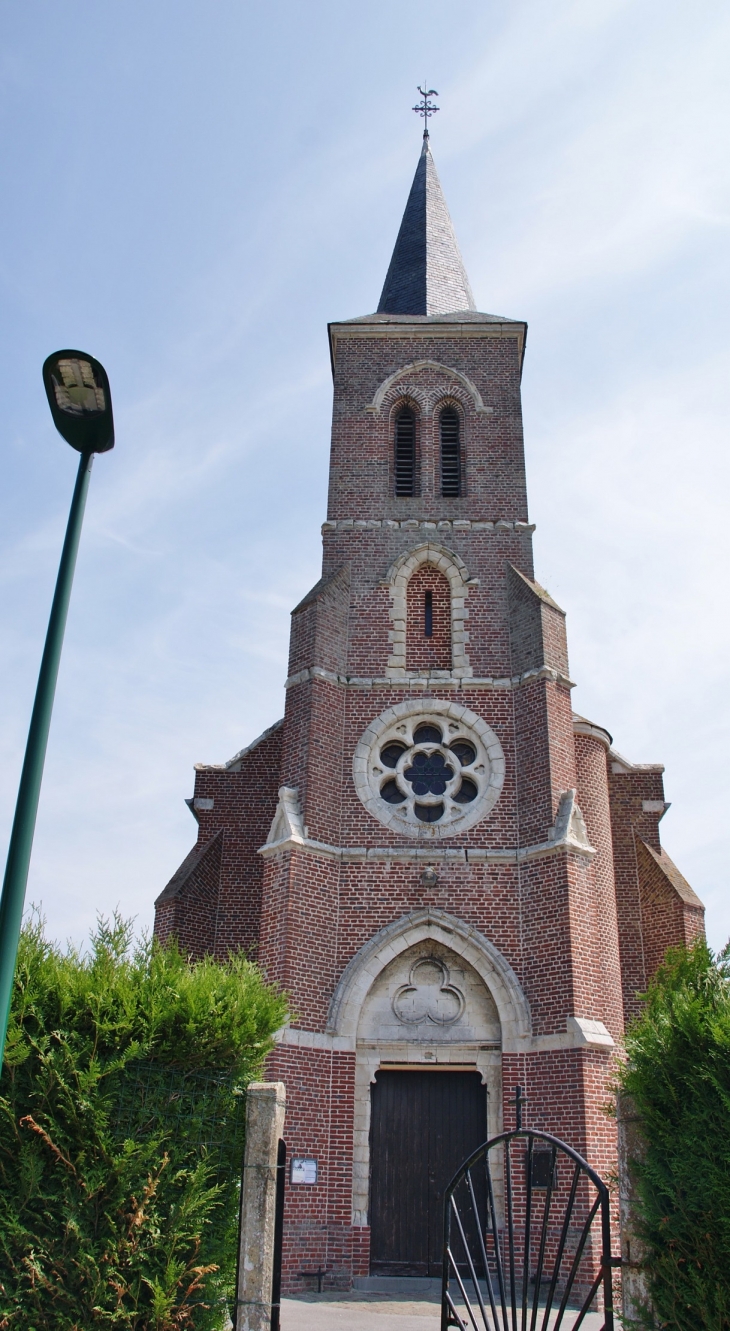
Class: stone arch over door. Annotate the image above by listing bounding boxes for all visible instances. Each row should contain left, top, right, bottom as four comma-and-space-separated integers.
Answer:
326, 908, 532, 1226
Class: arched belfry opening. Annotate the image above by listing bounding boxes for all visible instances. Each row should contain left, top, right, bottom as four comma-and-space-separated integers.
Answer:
439, 404, 462, 497
393, 403, 418, 496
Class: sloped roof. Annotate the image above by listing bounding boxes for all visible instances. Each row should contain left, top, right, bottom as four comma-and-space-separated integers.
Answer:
638, 839, 705, 910
378, 139, 476, 316
154, 829, 223, 905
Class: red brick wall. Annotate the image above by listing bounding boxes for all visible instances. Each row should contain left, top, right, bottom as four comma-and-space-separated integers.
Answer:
265, 1044, 357, 1291
154, 830, 223, 958
326, 333, 528, 523
152, 308, 701, 1293
608, 765, 666, 1022
574, 732, 624, 1042
636, 838, 705, 982
153, 724, 283, 961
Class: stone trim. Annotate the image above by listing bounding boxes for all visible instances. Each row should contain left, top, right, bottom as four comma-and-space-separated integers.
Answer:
325, 907, 532, 1052
384, 542, 473, 678
609, 749, 665, 775
572, 716, 613, 749
194, 718, 284, 774
352, 698, 505, 840
365, 360, 493, 416
322, 518, 535, 534
530, 1016, 614, 1052
284, 663, 574, 691
546, 789, 596, 857
258, 786, 595, 862
328, 320, 527, 369
274, 1025, 355, 1053
271, 1017, 613, 1057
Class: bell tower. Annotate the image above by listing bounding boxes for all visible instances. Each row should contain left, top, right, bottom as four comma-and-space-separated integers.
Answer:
155, 126, 704, 1292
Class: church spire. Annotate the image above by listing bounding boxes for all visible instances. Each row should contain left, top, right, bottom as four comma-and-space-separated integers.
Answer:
377, 136, 476, 317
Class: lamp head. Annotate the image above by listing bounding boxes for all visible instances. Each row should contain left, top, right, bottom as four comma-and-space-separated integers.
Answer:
42, 350, 114, 453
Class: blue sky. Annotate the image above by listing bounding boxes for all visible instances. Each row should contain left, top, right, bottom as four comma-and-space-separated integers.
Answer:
1, 0, 728, 952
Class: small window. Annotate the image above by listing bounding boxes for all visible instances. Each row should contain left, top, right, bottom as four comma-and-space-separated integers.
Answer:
424, 590, 433, 637
394, 407, 416, 496
440, 407, 461, 497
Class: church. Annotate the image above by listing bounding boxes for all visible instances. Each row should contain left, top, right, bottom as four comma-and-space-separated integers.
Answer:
154, 124, 704, 1291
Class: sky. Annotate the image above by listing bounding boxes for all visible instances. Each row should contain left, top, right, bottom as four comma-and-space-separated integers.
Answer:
0, 0, 728, 954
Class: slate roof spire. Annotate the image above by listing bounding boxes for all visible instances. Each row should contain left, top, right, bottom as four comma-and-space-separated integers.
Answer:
377, 137, 476, 316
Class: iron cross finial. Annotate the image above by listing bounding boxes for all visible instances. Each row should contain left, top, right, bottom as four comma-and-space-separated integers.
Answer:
413, 84, 439, 138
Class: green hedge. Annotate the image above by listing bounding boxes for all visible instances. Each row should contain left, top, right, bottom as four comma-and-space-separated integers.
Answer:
618, 940, 730, 1330
0, 913, 288, 1330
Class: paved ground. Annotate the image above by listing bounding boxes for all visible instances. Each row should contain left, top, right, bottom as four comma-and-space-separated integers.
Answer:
281, 1293, 608, 1330
281, 1294, 439, 1331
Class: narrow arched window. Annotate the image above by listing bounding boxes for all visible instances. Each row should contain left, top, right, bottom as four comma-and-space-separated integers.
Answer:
440, 407, 461, 497
394, 407, 416, 496
406, 567, 451, 671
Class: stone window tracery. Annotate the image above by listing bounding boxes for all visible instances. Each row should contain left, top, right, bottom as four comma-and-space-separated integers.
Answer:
353, 699, 505, 838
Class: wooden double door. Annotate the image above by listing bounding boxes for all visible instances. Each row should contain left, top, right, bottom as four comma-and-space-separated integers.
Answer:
369, 1069, 487, 1277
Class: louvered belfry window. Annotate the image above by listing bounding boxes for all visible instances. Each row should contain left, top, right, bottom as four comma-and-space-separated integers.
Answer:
440, 407, 461, 497
394, 406, 416, 496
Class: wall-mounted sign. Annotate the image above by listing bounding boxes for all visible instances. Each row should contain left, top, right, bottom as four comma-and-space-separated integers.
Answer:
290, 1157, 318, 1185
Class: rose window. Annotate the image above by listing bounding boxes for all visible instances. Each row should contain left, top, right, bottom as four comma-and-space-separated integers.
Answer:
353, 702, 506, 838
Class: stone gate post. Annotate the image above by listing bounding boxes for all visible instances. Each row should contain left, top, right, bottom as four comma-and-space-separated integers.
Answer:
236, 1081, 286, 1331
616, 1090, 654, 1327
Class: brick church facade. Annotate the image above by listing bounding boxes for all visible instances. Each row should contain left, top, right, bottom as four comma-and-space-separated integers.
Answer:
154, 133, 704, 1290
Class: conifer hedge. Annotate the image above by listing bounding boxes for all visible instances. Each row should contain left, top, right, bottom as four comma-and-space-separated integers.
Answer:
618, 940, 730, 1331
0, 914, 288, 1330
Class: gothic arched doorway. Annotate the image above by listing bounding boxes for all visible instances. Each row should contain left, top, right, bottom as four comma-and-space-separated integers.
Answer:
355, 939, 501, 1277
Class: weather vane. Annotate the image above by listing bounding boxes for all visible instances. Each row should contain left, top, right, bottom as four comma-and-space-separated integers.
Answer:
413, 83, 439, 138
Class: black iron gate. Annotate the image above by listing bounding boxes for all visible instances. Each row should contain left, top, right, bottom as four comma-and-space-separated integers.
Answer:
441, 1120, 617, 1330
270, 1139, 286, 1331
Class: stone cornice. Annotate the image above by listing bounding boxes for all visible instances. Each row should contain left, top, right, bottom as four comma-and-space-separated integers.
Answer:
284, 663, 575, 692
273, 1016, 614, 1056
258, 785, 595, 864
259, 838, 596, 864
608, 748, 665, 775
322, 518, 535, 535
328, 318, 527, 371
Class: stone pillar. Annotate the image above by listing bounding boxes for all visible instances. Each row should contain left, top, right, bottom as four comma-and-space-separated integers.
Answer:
616, 1091, 653, 1327
236, 1082, 286, 1331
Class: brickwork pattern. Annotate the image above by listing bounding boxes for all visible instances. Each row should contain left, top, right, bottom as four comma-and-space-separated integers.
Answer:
608, 764, 666, 1024
153, 293, 703, 1293
573, 733, 624, 1042
404, 566, 453, 675
635, 838, 705, 981
154, 726, 283, 961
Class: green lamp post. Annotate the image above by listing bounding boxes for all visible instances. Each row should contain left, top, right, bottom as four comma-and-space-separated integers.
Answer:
0, 351, 115, 1064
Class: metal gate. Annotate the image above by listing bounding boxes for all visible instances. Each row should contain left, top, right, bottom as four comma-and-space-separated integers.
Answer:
441, 1116, 617, 1330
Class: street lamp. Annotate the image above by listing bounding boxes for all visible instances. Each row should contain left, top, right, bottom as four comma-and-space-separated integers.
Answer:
0, 351, 115, 1064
